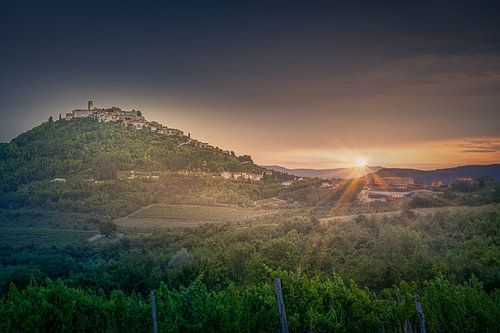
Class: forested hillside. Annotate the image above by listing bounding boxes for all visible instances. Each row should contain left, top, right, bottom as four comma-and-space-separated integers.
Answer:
0, 117, 261, 191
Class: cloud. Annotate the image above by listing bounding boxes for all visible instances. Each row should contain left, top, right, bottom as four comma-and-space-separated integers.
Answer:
461, 149, 497, 153
457, 138, 500, 153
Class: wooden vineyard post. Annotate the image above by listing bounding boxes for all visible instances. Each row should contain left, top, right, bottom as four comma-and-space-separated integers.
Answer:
274, 278, 289, 333
415, 295, 427, 333
151, 290, 158, 333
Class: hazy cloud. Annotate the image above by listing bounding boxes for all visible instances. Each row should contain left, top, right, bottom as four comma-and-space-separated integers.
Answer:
458, 139, 500, 153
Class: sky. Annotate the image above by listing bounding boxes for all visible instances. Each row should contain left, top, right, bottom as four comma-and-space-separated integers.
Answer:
1, 0, 499, 169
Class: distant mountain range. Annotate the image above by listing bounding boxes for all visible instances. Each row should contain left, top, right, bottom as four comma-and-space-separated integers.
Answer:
264, 165, 382, 179
374, 164, 500, 185
265, 164, 500, 184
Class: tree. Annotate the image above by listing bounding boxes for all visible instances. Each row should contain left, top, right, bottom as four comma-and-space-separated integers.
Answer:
477, 176, 494, 188
238, 155, 253, 163
401, 209, 416, 219
99, 221, 117, 236
94, 159, 118, 180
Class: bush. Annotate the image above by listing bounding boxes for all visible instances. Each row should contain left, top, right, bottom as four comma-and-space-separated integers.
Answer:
98, 221, 117, 236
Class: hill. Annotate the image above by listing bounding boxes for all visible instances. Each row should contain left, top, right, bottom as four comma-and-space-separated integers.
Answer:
264, 165, 382, 179
0, 115, 277, 224
267, 164, 500, 184
0, 116, 262, 191
375, 164, 500, 184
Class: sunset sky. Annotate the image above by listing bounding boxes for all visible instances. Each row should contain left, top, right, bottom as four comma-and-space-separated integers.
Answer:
1, 1, 499, 169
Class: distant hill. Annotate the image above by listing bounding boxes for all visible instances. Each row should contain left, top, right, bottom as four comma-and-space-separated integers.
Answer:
374, 164, 500, 185
264, 165, 382, 179
265, 164, 500, 183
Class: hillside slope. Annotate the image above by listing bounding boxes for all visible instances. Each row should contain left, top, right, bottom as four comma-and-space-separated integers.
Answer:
0, 118, 262, 191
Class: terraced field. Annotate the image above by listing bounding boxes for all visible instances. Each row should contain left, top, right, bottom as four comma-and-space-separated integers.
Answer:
115, 204, 277, 229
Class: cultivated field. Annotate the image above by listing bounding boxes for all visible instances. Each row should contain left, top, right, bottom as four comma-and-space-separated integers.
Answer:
115, 203, 277, 229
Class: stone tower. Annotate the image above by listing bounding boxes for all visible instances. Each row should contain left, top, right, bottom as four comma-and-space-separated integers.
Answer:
88, 100, 93, 110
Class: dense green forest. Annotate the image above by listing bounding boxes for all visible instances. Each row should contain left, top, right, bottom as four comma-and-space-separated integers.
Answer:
0, 118, 499, 332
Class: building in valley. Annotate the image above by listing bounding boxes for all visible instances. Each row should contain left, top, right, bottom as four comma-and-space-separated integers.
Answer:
358, 189, 412, 203
431, 180, 444, 187
457, 176, 473, 183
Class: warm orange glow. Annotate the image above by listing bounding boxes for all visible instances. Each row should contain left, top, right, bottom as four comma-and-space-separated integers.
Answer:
356, 157, 368, 168
235, 137, 500, 169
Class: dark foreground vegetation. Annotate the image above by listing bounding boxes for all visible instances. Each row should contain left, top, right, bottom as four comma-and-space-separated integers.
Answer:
1, 272, 498, 332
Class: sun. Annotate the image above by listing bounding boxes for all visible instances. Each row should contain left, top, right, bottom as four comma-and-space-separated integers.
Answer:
356, 157, 368, 168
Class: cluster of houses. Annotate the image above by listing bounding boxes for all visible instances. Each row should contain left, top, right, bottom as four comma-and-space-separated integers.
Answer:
359, 176, 423, 203
66, 101, 225, 151
221, 171, 265, 181
126, 171, 161, 180
66, 101, 185, 137
358, 175, 475, 203
280, 178, 339, 188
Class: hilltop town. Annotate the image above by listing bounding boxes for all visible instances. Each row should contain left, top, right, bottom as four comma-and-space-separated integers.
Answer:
66, 100, 186, 137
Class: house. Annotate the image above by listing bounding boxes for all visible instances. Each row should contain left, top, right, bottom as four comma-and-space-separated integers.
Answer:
221, 171, 263, 181
358, 191, 387, 202
232, 172, 243, 179
457, 176, 473, 183
128, 171, 161, 180
358, 189, 412, 203
320, 182, 332, 188
166, 128, 184, 136
72, 109, 93, 118
281, 181, 293, 186
51, 178, 66, 182
246, 173, 263, 181
130, 121, 146, 130
431, 180, 443, 187
221, 171, 232, 179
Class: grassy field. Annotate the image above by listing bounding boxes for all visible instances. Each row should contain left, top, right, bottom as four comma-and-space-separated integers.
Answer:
115, 204, 277, 229
0, 227, 94, 248
253, 197, 287, 209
